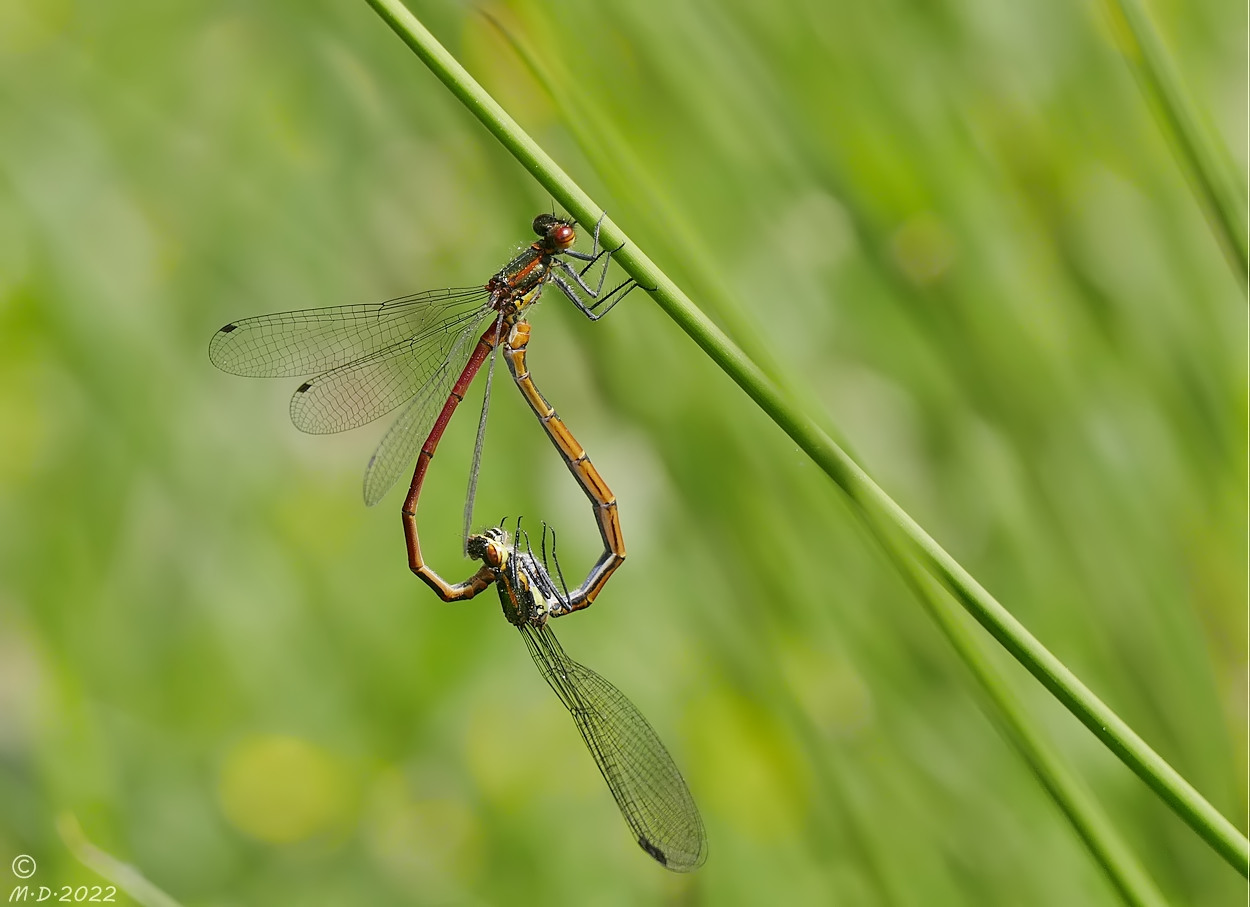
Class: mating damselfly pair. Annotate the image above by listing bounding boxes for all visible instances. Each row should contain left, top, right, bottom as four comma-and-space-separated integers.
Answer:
210, 214, 706, 871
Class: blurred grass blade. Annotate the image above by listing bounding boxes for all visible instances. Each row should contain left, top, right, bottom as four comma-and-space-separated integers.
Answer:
886, 543, 1170, 907
58, 813, 186, 907
1103, 0, 1248, 286
361, 0, 1250, 876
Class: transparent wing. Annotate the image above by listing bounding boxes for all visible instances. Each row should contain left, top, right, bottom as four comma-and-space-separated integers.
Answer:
208, 287, 490, 378
286, 304, 492, 434
521, 623, 707, 872
360, 322, 489, 507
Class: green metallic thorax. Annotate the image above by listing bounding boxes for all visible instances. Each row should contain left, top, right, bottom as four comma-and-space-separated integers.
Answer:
486, 244, 554, 319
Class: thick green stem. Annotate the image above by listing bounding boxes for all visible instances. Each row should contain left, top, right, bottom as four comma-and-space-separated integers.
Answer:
362, 0, 1250, 876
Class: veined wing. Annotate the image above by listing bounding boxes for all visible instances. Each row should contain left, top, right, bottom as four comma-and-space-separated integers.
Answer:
208, 287, 490, 378
360, 321, 491, 506
521, 623, 707, 872
287, 303, 493, 434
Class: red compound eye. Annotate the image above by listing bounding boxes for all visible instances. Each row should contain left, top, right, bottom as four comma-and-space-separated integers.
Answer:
552, 223, 575, 248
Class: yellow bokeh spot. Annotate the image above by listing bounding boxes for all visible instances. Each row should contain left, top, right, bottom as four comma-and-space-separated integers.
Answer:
217, 734, 353, 844
690, 691, 812, 842
890, 212, 957, 286
0, 0, 72, 56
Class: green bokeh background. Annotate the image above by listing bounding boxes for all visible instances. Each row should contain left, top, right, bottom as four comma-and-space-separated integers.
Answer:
0, 0, 1244, 904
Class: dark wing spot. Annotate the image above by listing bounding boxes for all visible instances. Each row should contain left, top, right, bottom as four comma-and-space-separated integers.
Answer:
638, 836, 668, 866
219, 323, 237, 333
296, 382, 312, 393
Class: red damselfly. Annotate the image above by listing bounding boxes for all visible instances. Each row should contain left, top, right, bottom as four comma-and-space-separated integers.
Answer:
209, 214, 634, 515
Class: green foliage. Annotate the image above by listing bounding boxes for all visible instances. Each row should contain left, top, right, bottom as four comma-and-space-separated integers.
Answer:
0, 0, 1243, 905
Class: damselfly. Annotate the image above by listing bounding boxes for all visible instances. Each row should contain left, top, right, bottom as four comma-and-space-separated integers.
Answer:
208, 214, 634, 511
466, 520, 707, 872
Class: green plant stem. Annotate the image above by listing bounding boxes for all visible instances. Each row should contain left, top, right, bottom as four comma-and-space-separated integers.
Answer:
1103, 0, 1248, 287
362, 0, 1250, 876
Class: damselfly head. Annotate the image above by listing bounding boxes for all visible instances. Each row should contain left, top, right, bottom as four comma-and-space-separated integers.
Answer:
532, 214, 576, 251
466, 527, 510, 570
